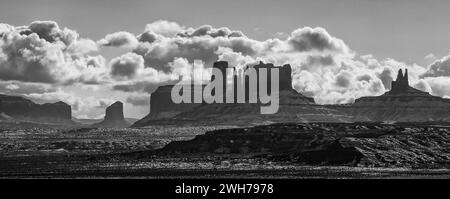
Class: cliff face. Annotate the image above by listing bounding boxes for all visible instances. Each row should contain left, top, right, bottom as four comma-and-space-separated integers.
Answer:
92, 101, 130, 128
164, 89, 351, 126
105, 101, 125, 121
0, 94, 72, 122
132, 85, 200, 127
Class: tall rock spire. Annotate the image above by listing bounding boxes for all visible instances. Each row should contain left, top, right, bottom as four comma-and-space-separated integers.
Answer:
404, 68, 409, 86
390, 68, 410, 94
396, 69, 403, 81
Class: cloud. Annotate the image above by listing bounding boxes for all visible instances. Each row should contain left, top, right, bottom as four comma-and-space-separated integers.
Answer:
126, 93, 149, 106
421, 54, 450, 78
334, 71, 353, 88
97, 99, 115, 109
287, 27, 350, 53
110, 52, 145, 79
424, 53, 436, 63
0, 81, 54, 95
376, 67, 394, 90
98, 31, 138, 48
0, 21, 106, 85
422, 76, 450, 97
112, 81, 163, 93
145, 20, 184, 37
413, 79, 432, 93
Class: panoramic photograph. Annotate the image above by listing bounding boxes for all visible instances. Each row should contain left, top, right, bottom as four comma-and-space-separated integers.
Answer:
1, 0, 450, 190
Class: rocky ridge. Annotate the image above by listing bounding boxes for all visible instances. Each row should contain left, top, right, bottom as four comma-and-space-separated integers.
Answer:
0, 94, 72, 124
154, 123, 450, 168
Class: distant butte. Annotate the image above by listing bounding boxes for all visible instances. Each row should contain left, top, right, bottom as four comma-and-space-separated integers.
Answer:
132, 61, 349, 127
93, 101, 130, 128
385, 69, 431, 96
347, 68, 450, 122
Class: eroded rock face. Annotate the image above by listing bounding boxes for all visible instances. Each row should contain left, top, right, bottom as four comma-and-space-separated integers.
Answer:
132, 61, 348, 127
105, 101, 125, 121
93, 101, 130, 128
0, 94, 72, 121
156, 123, 450, 168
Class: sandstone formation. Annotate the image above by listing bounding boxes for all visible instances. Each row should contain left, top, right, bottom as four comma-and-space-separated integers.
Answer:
343, 69, 450, 122
105, 101, 125, 121
155, 123, 450, 168
0, 94, 72, 124
132, 85, 202, 127
133, 64, 450, 127
92, 101, 131, 128
132, 61, 352, 127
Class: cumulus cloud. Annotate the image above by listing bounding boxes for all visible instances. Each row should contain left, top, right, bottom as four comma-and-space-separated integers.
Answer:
334, 71, 353, 88
421, 54, 450, 77
0, 21, 106, 84
97, 99, 115, 109
126, 93, 149, 106
145, 20, 184, 37
422, 77, 450, 97
103, 20, 449, 104
98, 31, 138, 48
287, 27, 350, 53
110, 52, 145, 79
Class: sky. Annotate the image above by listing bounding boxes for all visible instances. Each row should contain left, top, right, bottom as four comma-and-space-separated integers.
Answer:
1, 0, 450, 119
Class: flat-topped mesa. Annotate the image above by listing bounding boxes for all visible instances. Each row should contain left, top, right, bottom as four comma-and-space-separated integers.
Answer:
150, 85, 200, 114
104, 101, 125, 121
0, 94, 72, 121
39, 101, 72, 120
252, 61, 293, 91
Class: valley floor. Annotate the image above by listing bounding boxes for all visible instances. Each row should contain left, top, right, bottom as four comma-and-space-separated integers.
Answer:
1, 122, 449, 178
